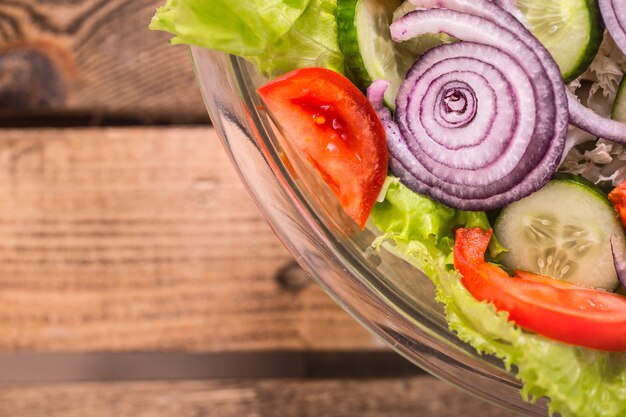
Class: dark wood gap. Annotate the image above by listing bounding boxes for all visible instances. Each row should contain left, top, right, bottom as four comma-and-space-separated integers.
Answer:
0, 111, 211, 128
0, 351, 424, 383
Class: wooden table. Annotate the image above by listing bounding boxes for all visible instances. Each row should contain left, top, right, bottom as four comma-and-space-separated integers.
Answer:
0, 2, 515, 416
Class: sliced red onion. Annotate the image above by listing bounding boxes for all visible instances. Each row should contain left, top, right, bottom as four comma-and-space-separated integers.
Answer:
610, 235, 626, 289
599, 0, 626, 56
368, 1, 568, 211
491, 0, 527, 24
492, 0, 517, 11
405, 0, 564, 91
568, 92, 626, 143
559, 125, 596, 166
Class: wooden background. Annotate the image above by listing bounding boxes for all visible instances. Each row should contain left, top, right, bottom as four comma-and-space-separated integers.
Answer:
0, 1, 514, 416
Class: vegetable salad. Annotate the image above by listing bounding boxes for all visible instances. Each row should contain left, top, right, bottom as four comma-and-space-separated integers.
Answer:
150, 1, 626, 416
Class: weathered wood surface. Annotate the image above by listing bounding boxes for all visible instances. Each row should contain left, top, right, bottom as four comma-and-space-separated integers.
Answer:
0, 377, 514, 417
0, 127, 379, 351
0, 0, 206, 119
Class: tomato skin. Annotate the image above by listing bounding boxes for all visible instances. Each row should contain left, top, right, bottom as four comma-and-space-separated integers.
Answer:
454, 227, 626, 351
609, 180, 626, 228
257, 68, 388, 228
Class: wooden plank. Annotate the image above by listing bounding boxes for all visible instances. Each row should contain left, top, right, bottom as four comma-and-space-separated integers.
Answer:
0, 0, 206, 119
0, 352, 423, 382
0, 377, 514, 417
0, 127, 379, 351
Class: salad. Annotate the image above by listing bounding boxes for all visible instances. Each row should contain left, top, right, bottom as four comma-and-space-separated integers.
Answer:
150, 0, 626, 416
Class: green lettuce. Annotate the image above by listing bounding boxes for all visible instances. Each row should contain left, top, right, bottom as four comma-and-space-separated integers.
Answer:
372, 177, 626, 417
149, 0, 344, 77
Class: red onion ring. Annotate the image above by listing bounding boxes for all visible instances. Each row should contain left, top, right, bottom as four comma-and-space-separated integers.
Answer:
568, 92, 626, 143
491, 0, 526, 23
599, 0, 626, 56
368, 0, 568, 211
611, 235, 626, 289
414, 0, 626, 143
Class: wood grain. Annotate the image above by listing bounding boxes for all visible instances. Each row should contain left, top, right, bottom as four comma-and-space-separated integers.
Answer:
0, 127, 379, 351
0, 377, 514, 417
0, 0, 206, 119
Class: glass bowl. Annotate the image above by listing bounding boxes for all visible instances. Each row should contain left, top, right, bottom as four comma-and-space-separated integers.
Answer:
191, 47, 546, 416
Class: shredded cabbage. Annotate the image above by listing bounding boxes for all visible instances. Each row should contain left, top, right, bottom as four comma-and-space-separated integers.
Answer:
560, 33, 626, 186
578, 34, 626, 105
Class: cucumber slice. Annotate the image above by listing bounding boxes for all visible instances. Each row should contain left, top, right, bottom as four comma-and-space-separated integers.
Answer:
494, 174, 624, 291
517, 0, 604, 82
612, 76, 626, 121
337, 0, 410, 107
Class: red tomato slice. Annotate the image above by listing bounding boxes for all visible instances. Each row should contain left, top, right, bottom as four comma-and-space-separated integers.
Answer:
609, 180, 626, 228
454, 227, 626, 351
257, 68, 388, 228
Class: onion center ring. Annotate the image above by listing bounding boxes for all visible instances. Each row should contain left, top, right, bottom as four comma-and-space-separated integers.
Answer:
437, 82, 477, 127
367, 0, 568, 211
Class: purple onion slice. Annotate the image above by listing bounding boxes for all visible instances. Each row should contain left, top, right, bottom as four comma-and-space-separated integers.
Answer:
491, 0, 527, 23
611, 235, 626, 289
568, 92, 626, 143
368, 1, 568, 211
599, 0, 626, 56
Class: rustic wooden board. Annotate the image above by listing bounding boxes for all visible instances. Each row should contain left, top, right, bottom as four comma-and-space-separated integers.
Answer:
0, 0, 206, 119
0, 377, 514, 417
0, 127, 379, 351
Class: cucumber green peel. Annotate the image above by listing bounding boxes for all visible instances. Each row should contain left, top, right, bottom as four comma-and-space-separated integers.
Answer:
337, 0, 452, 106
518, 0, 604, 82
552, 172, 610, 204
612, 76, 626, 121
337, 0, 411, 106
495, 174, 623, 291
337, 0, 378, 90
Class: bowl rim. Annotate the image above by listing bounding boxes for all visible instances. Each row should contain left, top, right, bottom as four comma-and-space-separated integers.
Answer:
190, 46, 547, 416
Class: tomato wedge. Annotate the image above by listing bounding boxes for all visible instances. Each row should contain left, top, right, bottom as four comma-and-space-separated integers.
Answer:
454, 227, 626, 351
257, 68, 388, 228
609, 180, 626, 228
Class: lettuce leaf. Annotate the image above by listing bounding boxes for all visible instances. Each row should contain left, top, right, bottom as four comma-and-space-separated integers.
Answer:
150, 0, 344, 77
372, 177, 626, 417
371, 177, 489, 270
